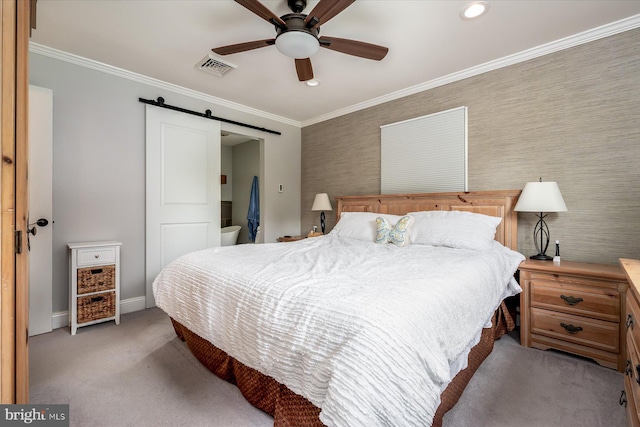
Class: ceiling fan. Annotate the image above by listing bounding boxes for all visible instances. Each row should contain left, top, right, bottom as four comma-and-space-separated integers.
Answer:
212, 0, 389, 82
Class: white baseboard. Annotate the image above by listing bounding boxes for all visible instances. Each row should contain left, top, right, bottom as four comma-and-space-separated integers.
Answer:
52, 296, 147, 330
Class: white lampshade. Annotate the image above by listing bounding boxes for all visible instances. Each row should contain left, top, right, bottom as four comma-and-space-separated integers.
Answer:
275, 31, 320, 59
311, 193, 332, 211
514, 181, 568, 213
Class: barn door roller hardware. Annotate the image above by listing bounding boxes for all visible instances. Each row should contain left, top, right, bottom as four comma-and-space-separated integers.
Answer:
138, 97, 281, 135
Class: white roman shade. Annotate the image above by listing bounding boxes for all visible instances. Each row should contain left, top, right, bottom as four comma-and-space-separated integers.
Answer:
380, 106, 467, 194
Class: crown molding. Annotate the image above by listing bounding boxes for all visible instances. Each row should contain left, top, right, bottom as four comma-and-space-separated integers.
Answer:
302, 13, 640, 127
29, 13, 640, 129
29, 42, 302, 128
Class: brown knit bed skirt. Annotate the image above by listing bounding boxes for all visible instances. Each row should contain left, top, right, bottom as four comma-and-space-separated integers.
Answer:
170, 301, 514, 427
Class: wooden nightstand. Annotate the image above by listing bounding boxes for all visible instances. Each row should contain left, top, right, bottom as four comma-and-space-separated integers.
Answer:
277, 235, 306, 242
519, 259, 628, 371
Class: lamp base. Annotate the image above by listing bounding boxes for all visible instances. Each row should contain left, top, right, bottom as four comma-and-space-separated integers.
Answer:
530, 253, 553, 261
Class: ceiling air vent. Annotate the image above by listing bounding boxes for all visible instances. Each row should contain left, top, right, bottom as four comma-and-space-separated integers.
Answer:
195, 54, 238, 78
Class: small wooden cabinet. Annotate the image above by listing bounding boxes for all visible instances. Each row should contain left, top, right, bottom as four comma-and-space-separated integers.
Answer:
520, 259, 628, 371
68, 241, 121, 335
620, 258, 640, 427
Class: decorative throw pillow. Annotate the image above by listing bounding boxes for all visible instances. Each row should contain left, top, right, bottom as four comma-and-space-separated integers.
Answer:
375, 217, 391, 244
375, 215, 414, 247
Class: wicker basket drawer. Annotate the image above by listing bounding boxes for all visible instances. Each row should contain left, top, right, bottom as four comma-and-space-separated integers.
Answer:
77, 291, 116, 324
77, 265, 115, 294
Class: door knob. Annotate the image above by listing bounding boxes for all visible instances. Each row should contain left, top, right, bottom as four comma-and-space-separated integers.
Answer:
28, 218, 49, 231
27, 218, 50, 238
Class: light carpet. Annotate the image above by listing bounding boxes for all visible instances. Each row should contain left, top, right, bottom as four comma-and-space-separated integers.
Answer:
29, 308, 626, 426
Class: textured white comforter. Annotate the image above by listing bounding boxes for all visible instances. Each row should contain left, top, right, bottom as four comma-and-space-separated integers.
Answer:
153, 235, 524, 427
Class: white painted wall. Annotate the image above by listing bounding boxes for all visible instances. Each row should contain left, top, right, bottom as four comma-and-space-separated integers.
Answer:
29, 51, 301, 314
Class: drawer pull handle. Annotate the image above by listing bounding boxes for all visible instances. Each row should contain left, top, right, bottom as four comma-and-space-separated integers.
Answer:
620, 390, 627, 407
90, 268, 103, 275
627, 360, 634, 377
636, 365, 640, 385
560, 295, 583, 306
90, 296, 104, 303
94, 254, 100, 259
627, 314, 635, 329
560, 323, 583, 334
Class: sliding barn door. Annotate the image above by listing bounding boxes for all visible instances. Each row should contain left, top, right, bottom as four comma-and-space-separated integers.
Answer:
145, 106, 221, 307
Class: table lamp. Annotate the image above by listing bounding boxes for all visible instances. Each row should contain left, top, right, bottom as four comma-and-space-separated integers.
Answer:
514, 178, 568, 260
311, 193, 333, 234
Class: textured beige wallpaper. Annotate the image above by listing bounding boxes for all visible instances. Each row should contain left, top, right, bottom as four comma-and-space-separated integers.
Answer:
301, 28, 640, 265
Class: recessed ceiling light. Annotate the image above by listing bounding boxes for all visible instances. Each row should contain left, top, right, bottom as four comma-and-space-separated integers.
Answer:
305, 79, 320, 87
460, 1, 490, 20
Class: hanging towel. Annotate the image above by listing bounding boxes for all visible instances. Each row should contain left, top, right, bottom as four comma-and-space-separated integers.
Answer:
247, 176, 260, 243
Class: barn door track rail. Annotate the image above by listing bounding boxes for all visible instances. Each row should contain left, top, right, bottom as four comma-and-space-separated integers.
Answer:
139, 97, 281, 135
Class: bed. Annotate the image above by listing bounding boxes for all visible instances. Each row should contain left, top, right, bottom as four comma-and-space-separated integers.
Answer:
153, 190, 525, 427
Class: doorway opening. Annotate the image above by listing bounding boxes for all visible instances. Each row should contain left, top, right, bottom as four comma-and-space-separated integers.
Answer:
221, 131, 264, 245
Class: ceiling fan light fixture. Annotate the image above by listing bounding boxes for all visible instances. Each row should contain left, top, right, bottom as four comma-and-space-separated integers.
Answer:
275, 31, 320, 59
305, 79, 320, 87
460, 1, 490, 20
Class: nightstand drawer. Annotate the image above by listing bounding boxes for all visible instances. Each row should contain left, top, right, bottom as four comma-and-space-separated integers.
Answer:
531, 281, 620, 322
528, 270, 624, 289
77, 291, 116, 324
531, 307, 619, 353
77, 246, 116, 266
77, 265, 115, 294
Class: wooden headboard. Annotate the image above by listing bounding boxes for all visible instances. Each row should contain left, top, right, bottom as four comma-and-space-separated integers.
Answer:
335, 190, 521, 250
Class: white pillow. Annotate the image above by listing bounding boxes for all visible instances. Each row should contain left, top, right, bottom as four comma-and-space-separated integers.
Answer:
330, 212, 402, 242
408, 210, 502, 251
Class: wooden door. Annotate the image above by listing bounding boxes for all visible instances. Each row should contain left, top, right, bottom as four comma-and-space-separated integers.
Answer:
1, 0, 33, 404
145, 106, 221, 308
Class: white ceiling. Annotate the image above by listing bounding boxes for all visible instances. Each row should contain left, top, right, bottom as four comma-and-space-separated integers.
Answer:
31, 1, 640, 125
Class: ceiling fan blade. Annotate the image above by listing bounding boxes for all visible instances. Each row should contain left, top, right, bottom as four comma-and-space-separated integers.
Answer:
212, 39, 275, 55
305, 0, 356, 29
319, 36, 388, 60
295, 58, 314, 81
235, 0, 286, 27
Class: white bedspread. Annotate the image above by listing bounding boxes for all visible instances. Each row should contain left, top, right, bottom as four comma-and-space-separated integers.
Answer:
153, 235, 524, 427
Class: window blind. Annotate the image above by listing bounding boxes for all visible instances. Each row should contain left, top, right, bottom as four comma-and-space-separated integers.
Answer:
380, 106, 467, 194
